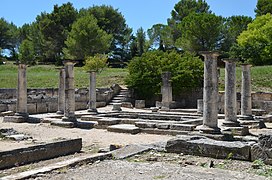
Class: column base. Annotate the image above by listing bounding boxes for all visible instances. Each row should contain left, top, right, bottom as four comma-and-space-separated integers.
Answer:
222, 120, 241, 127
56, 111, 64, 115
221, 126, 249, 136
15, 112, 29, 118
195, 125, 221, 134
87, 108, 98, 115
62, 116, 77, 123
239, 115, 254, 120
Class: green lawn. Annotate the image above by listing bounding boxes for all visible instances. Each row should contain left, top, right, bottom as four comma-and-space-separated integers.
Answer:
219, 65, 272, 92
1, 62, 272, 92
0, 63, 128, 88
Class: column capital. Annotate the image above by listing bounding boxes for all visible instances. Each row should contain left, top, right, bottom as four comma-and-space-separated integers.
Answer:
63, 59, 78, 65
199, 51, 220, 60
241, 63, 252, 67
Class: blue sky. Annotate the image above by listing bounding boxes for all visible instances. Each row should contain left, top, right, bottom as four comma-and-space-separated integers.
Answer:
0, 0, 258, 33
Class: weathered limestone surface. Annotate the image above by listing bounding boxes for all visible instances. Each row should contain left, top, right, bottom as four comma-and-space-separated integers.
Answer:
88, 71, 97, 114
196, 52, 220, 134
165, 135, 251, 161
107, 124, 140, 134
0, 138, 82, 169
251, 135, 272, 164
56, 68, 65, 114
135, 100, 145, 109
240, 64, 253, 120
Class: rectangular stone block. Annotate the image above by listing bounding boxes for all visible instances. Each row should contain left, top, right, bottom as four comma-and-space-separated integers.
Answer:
0, 138, 82, 169
0, 104, 7, 112
36, 103, 48, 113
135, 100, 145, 109
107, 124, 140, 134
97, 118, 121, 126
135, 122, 156, 128
156, 123, 170, 129
170, 124, 196, 131
27, 103, 37, 114
165, 135, 251, 161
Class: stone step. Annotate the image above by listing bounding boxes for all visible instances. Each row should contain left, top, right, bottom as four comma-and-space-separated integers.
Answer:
112, 96, 126, 100
80, 115, 102, 121
76, 120, 96, 129
51, 121, 75, 128
107, 124, 140, 134
170, 124, 197, 131
97, 118, 121, 126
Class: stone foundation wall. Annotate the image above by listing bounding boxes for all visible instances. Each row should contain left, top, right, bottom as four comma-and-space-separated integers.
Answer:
0, 84, 121, 114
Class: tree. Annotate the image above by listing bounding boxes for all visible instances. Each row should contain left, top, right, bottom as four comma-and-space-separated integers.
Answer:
18, 39, 35, 65
79, 5, 132, 62
63, 14, 112, 60
221, 15, 253, 53
136, 27, 146, 56
234, 13, 272, 65
168, 0, 211, 41
125, 50, 203, 99
175, 13, 224, 52
255, 0, 272, 16
37, 2, 77, 63
83, 54, 107, 73
147, 24, 174, 51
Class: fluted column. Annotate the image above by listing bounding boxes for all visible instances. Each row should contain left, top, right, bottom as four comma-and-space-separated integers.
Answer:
240, 64, 253, 120
15, 63, 28, 119
56, 67, 65, 114
87, 71, 97, 114
62, 60, 77, 122
222, 59, 240, 127
161, 71, 172, 110
196, 51, 220, 134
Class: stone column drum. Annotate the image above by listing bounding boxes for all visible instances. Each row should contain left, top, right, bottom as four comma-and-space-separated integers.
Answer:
196, 52, 220, 134
62, 60, 77, 122
240, 64, 254, 120
15, 63, 29, 119
161, 71, 172, 110
56, 68, 65, 114
88, 71, 97, 114
222, 59, 240, 127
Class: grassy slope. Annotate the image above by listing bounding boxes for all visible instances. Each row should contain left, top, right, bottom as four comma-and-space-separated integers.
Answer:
0, 63, 128, 88
0, 63, 271, 92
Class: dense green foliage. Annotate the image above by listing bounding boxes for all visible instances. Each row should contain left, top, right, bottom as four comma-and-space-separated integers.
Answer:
125, 51, 204, 98
83, 54, 108, 73
18, 39, 35, 65
63, 14, 112, 60
233, 14, 272, 65
255, 0, 272, 16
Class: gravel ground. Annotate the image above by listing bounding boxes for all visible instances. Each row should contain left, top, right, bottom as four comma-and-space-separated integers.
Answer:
32, 159, 268, 180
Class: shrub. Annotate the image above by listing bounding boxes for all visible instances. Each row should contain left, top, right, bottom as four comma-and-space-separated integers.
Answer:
125, 50, 204, 99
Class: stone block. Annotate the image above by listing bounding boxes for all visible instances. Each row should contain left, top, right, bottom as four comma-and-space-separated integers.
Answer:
221, 126, 249, 136
47, 102, 58, 112
251, 135, 272, 165
112, 103, 122, 111
0, 111, 14, 117
97, 118, 121, 126
7, 103, 16, 112
156, 123, 170, 129
0, 104, 7, 112
51, 121, 75, 128
170, 124, 196, 131
75, 102, 88, 111
81, 115, 102, 121
121, 102, 133, 108
135, 100, 145, 109
76, 120, 96, 129
27, 103, 37, 114
165, 135, 251, 161
107, 124, 140, 134
0, 138, 82, 169
97, 101, 106, 108
3, 116, 26, 123
36, 103, 48, 113
135, 122, 156, 128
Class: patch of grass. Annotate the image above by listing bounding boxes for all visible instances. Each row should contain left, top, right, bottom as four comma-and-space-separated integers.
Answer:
219, 65, 272, 92
153, 175, 166, 179
0, 63, 128, 88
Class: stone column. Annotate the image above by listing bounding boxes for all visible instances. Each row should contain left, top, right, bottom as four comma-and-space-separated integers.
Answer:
56, 68, 65, 114
196, 51, 220, 134
161, 71, 172, 110
197, 99, 203, 114
15, 63, 28, 119
62, 60, 77, 122
240, 64, 254, 120
87, 71, 97, 114
222, 59, 240, 127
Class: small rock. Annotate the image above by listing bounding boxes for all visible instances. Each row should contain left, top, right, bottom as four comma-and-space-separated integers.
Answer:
146, 157, 158, 161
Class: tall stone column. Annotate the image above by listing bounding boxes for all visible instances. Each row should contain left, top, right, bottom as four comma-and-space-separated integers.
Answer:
161, 71, 172, 110
15, 63, 28, 119
87, 71, 97, 114
56, 68, 65, 114
240, 64, 253, 120
62, 60, 77, 122
222, 59, 240, 127
196, 51, 220, 134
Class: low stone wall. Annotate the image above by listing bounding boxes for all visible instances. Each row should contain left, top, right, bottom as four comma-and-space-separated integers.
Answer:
0, 138, 82, 170
0, 84, 121, 114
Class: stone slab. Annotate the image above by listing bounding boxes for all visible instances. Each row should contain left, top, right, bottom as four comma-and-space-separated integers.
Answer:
165, 135, 251, 161
50, 121, 75, 128
111, 144, 152, 159
76, 120, 96, 129
135, 122, 156, 128
221, 126, 249, 136
141, 128, 188, 136
0, 111, 14, 117
107, 124, 140, 134
97, 118, 121, 126
156, 123, 170, 129
3, 116, 26, 123
170, 124, 196, 131
0, 138, 82, 170
80, 115, 102, 121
